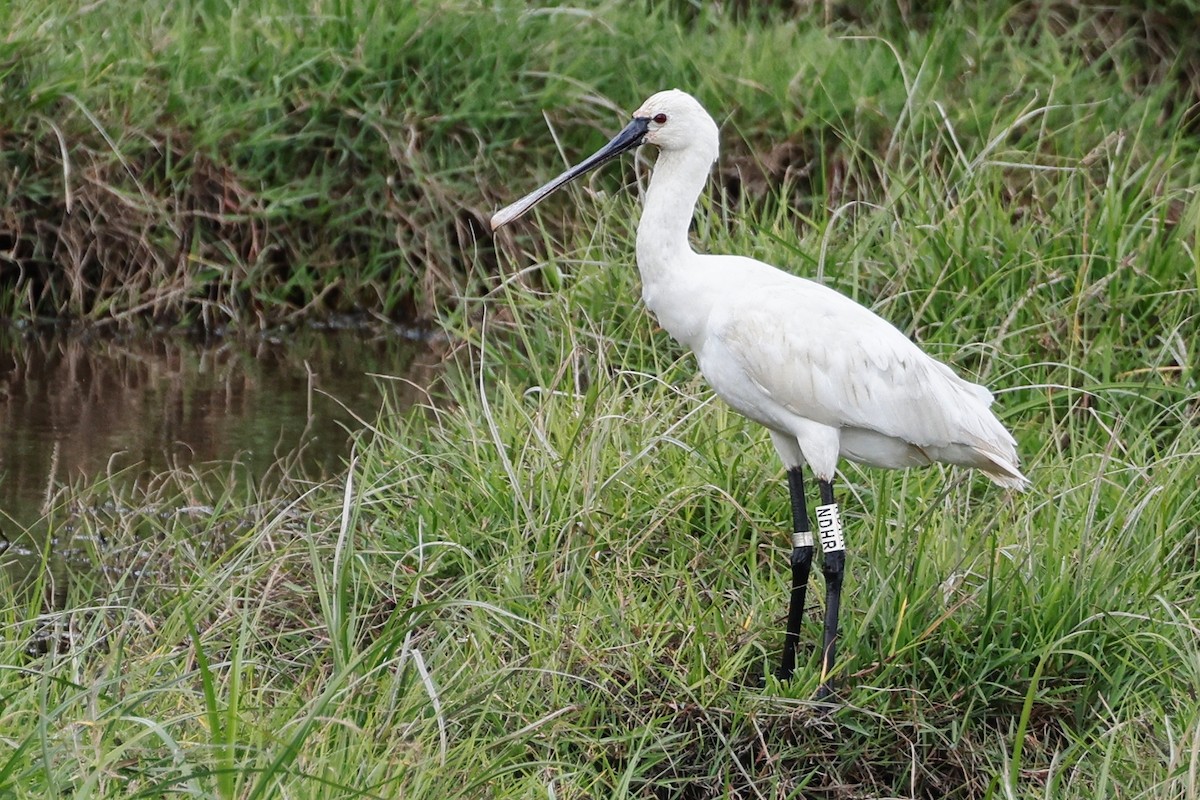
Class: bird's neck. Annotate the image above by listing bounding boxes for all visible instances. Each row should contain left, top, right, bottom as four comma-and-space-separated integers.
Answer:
635, 147, 714, 282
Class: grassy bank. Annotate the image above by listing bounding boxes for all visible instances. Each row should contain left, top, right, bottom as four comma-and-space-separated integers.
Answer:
2, 0, 1200, 798
1, 0, 1198, 327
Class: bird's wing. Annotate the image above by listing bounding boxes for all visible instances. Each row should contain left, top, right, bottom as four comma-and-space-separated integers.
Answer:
705, 275, 1009, 451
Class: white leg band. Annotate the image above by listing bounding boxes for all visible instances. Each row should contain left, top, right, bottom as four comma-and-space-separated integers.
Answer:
792, 531, 813, 548
816, 503, 845, 553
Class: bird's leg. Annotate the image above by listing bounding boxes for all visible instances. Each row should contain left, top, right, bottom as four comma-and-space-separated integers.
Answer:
776, 466, 814, 682
816, 479, 845, 700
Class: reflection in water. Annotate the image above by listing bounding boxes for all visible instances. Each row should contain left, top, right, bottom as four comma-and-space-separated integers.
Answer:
0, 328, 433, 585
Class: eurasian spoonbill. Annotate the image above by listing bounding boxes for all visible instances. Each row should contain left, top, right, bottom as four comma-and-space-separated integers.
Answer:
491, 89, 1028, 699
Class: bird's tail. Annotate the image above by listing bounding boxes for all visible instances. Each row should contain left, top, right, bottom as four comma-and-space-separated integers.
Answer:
973, 444, 1030, 491
979, 461, 1030, 491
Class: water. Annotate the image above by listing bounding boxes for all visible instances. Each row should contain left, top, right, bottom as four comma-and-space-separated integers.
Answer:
0, 326, 433, 587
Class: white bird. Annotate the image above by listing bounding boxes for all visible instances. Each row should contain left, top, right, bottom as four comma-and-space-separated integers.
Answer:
492, 89, 1028, 699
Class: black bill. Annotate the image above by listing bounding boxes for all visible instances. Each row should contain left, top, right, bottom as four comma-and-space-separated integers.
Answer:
491, 116, 650, 230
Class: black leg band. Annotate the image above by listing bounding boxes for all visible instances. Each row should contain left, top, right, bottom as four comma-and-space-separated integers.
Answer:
815, 479, 845, 700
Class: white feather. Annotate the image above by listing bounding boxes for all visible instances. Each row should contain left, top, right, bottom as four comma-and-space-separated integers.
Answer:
493, 88, 1028, 492
626, 92, 1028, 490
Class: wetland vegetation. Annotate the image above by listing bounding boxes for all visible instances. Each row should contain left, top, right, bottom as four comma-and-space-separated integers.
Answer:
1, 0, 1199, 797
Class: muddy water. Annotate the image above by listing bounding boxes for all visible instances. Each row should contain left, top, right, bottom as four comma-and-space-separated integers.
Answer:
0, 327, 434, 587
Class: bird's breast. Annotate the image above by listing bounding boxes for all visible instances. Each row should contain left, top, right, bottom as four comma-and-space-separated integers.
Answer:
641, 288, 710, 352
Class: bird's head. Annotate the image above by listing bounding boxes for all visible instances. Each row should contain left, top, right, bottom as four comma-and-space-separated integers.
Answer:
491, 89, 718, 230
632, 89, 720, 157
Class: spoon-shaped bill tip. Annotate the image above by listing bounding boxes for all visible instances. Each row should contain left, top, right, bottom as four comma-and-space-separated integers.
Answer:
491, 198, 536, 231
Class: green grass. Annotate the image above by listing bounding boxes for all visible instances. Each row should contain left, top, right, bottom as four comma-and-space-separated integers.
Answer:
2, 0, 1200, 797
3, 0, 1198, 328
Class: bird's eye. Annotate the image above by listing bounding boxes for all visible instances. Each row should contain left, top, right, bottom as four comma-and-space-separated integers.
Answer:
653, 113, 668, 125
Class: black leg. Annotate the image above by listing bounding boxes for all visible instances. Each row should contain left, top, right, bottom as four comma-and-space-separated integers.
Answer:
776, 466, 814, 681
816, 478, 845, 700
